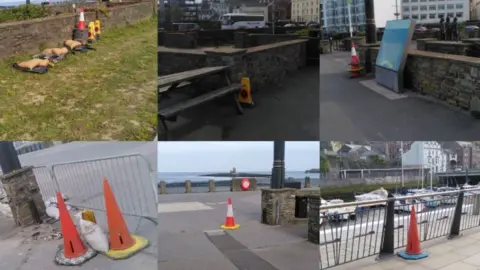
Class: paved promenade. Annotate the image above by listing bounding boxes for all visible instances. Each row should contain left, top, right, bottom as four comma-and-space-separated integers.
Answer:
320, 52, 480, 140
158, 191, 319, 270
328, 226, 480, 270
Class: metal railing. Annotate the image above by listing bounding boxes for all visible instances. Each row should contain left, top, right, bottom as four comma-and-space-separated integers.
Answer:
319, 188, 480, 269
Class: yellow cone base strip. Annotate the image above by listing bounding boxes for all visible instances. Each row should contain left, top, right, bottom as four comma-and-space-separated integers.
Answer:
54, 245, 97, 266
220, 224, 240, 230
104, 234, 150, 260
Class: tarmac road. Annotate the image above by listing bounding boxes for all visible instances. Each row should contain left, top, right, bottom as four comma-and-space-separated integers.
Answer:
320, 52, 480, 140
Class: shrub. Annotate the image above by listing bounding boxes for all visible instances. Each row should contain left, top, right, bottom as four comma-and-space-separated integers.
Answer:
0, 4, 50, 23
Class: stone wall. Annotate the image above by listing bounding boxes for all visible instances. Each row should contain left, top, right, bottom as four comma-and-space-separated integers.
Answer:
419, 41, 471, 55
158, 48, 207, 75
0, 2, 153, 59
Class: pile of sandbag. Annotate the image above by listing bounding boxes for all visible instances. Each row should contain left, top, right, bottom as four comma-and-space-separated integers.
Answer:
44, 193, 75, 220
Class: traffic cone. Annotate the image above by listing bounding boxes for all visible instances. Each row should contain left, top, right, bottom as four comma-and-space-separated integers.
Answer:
398, 206, 429, 260
220, 198, 240, 230
77, 8, 86, 30
103, 178, 150, 259
54, 192, 96, 266
348, 42, 363, 78
88, 22, 96, 43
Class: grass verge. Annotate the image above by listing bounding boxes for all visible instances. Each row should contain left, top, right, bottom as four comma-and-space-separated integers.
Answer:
0, 16, 157, 140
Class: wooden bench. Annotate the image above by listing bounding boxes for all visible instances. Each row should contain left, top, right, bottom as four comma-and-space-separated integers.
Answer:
158, 66, 244, 137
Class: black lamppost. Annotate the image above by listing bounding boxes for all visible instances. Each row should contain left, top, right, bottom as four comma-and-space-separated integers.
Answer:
0, 142, 22, 175
364, 0, 376, 43
270, 141, 285, 189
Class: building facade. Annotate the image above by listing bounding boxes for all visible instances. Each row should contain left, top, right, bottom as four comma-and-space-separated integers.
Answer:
400, 0, 470, 24
321, 0, 366, 32
402, 141, 457, 173
291, 0, 320, 22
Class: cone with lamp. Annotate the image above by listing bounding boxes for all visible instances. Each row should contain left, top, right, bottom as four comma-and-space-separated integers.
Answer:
348, 41, 363, 78
397, 206, 429, 260
54, 192, 97, 266
103, 178, 150, 259
220, 198, 240, 230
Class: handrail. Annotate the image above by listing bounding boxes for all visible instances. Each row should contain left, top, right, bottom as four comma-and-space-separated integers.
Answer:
319, 187, 480, 211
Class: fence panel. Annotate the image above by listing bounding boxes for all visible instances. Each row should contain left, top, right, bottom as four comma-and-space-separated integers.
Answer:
51, 154, 157, 221
32, 166, 59, 201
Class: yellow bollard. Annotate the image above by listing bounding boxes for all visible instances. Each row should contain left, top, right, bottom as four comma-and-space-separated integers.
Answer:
81, 209, 97, 223
87, 22, 96, 43
94, 19, 101, 40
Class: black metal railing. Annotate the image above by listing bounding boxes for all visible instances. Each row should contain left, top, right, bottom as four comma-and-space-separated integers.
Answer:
319, 188, 480, 269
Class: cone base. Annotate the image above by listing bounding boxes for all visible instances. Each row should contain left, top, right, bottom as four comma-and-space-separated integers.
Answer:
104, 234, 150, 260
220, 224, 240, 230
397, 250, 428, 260
54, 245, 97, 266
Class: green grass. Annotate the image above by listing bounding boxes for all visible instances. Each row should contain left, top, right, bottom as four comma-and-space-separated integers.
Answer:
0, 17, 157, 140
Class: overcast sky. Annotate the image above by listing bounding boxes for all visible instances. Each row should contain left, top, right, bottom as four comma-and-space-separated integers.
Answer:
158, 141, 319, 172
375, 0, 398, 28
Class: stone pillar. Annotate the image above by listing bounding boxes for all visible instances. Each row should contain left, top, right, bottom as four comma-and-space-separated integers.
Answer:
473, 194, 480, 215
185, 180, 191, 193
304, 177, 311, 188
307, 194, 320, 244
159, 181, 167, 194
208, 179, 215, 192
261, 188, 296, 225
0, 166, 48, 227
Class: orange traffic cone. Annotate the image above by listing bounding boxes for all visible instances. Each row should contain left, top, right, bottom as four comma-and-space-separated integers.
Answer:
220, 198, 240, 230
103, 178, 150, 259
103, 179, 135, 250
348, 42, 363, 78
77, 8, 86, 30
398, 206, 428, 260
54, 192, 96, 265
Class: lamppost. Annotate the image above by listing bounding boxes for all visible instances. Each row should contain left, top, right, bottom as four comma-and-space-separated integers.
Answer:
270, 141, 285, 189
364, 0, 376, 44
427, 154, 432, 189
0, 142, 22, 175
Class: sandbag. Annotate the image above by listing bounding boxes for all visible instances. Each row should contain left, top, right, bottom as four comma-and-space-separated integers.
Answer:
12, 63, 49, 74
46, 206, 60, 220
79, 219, 109, 253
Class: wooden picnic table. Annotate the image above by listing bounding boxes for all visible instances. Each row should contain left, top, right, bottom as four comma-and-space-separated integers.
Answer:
158, 66, 229, 90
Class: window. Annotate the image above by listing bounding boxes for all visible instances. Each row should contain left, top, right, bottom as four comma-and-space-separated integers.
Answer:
429, 5, 436, 10
447, 12, 454, 17
456, 12, 463, 18
420, 14, 427, 20
456, 4, 463, 9
403, 15, 410, 19
420, 5, 427, 11
446, 4, 454, 9
402, 0, 409, 2
412, 14, 419, 19
403, 6, 410, 12
420, 0, 427, 2
429, 13, 436, 19
438, 4, 445, 10
411, 0, 418, 2
412, 6, 419, 11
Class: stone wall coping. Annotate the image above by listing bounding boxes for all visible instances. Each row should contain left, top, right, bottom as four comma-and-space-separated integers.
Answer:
408, 49, 480, 65
425, 41, 470, 46
249, 33, 299, 36
158, 46, 206, 55
246, 39, 307, 54
358, 43, 381, 48
0, 2, 146, 28
204, 47, 247, 56
416, 38, 438, 41
261, 188, 297, 193
0, 166, 34, 181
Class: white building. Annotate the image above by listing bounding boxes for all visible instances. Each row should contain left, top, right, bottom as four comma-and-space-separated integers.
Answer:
402, 141, 457, 173
472, 0, 480, 20
292, 0, 320, 22
400, 0, 470, 24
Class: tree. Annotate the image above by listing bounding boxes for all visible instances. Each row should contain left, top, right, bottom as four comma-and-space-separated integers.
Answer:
320, 156, 329, 173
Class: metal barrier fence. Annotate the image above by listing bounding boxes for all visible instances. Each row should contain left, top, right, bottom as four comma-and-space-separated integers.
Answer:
319, 188, 480, 269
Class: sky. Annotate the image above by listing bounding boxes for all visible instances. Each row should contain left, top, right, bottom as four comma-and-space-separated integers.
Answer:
157, 141, 319, 173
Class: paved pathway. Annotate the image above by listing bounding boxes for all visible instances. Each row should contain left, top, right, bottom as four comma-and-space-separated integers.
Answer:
320, 52, 480, 140
158, 191, 319, 270
330, 227, 480, 270
158, 67, 320, 141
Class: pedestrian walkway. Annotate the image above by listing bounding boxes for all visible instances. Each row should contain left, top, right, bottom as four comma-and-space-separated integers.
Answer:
331, 227, 480, 270
158, 191, 319, 270
320, 52, 480, 140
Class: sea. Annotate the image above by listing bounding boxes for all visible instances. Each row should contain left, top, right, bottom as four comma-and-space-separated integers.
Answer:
158, 171, 320, 194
